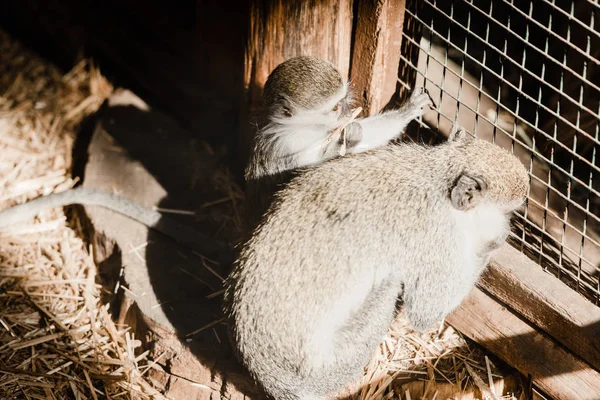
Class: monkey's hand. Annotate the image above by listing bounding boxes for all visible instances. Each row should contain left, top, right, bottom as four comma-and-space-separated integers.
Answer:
404, 87, 435, 120
404, 300, 446, 333
323, 123, 362, 158
325, 108, 363, 156
343, 122, 363, 151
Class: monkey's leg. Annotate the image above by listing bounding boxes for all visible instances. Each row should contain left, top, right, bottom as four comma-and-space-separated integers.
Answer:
335, 279, 401, 360
402, 256, 483, 332
349, 88, 433, 153
309, 280, 402, 398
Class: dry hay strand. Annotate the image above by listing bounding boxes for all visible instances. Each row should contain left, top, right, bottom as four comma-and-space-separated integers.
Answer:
0, 28, 112, 210
340, 316, 524, 400
0, 29, 164, 399
0, 231, 164, 400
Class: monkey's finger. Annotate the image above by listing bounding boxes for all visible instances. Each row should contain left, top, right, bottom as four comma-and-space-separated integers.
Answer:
423, 88, 437, 109
449, 123, 468, 141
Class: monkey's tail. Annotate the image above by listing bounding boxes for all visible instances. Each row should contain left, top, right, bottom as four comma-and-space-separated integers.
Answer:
0, 187, 232, 263
0, 187, 163, 230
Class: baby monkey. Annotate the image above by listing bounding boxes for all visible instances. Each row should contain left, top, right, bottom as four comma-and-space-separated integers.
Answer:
245, 56, 434, 227
226, 125, 529, 400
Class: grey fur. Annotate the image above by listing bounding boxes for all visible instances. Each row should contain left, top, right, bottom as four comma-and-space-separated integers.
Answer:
225, 128, 529, 400
262, 56, 344, 111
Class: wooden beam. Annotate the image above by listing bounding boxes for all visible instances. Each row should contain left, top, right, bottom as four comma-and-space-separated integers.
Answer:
244, 0, 353, 96
350, 0, 407, 116
446, 287, 600, 400
478, 244, 600, 372
240, 0, 354, 165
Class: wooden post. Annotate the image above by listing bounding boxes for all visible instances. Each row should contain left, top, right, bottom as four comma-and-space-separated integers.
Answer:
350, 0, 407, 116
239, 0, 354, 168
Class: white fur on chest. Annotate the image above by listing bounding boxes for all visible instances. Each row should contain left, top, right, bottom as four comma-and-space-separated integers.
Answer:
266, 112, 337, 166
453, 202, 509, 254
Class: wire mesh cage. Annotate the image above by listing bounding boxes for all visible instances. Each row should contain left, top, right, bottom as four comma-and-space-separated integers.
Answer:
398, 0, 600, 304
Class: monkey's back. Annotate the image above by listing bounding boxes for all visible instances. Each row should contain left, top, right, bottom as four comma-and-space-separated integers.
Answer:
227, 144, 462, 397
226, 133, 530, 399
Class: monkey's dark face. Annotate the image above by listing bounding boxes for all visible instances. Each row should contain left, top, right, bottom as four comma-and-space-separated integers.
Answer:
329, 97, 352, 120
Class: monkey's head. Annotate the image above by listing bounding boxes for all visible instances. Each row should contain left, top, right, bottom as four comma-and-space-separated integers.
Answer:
446, 126, 529, 213
262, 56, 351, 121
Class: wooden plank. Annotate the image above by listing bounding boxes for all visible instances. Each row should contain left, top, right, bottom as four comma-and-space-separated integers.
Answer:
239, 0, 354, 165
244, 0, 353, 96
446, 287, 600, 400
350, 0, 407, 116
479, 244, 600, 372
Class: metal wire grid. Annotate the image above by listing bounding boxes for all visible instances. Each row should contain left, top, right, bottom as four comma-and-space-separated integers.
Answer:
399, 0, 600, 303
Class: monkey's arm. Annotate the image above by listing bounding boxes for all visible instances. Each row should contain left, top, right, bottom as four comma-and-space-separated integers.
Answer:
402, 278, 450, 332
402, 255, 480, 332
348, 88, 433, 154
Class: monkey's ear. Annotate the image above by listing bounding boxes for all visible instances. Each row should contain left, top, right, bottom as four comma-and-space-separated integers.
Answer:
451, 174, 487, 210
448, 124, 471, 142
281, 106, 293, 117
277, 95, 294, 117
